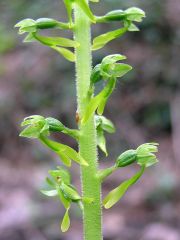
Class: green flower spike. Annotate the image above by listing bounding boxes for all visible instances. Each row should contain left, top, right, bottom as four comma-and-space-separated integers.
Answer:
39, 136, 88, 167
15, 1, 157, 237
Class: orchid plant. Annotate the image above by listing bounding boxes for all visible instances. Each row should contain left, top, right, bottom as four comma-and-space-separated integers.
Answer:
15, 1, 159, 239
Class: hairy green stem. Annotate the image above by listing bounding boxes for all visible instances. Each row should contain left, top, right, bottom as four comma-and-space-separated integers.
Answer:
74, 3, 102, 240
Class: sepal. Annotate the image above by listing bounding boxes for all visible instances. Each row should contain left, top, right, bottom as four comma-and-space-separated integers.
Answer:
41, 189, 58, 197
124, 7, 145, 22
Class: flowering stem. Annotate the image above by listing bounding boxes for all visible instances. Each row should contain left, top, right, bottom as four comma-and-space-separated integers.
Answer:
74, 2, 102, 240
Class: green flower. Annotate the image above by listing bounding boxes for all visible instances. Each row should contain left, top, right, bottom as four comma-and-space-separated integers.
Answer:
116, 143, 159, 168
20, 115, 65, 139
91, 54, 132, 84
136, 143, 159, 167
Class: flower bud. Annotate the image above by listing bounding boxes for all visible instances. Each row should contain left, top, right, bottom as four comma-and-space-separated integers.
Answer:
104, 10, 126, 22
46, 117, 65, 132
116, 149, 137, 167
36, 18, 59, 29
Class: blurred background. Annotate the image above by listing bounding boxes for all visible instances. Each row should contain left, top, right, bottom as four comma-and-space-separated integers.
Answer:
0, 0, 180, 239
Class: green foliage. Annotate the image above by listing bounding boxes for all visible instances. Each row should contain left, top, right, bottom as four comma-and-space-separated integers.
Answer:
103, 167, 145, 209
40, 136, 88, 167
16, 1, 158, 238
41, 189, 58, 197
29, 34, 79, 48
92, 27, 127, 50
